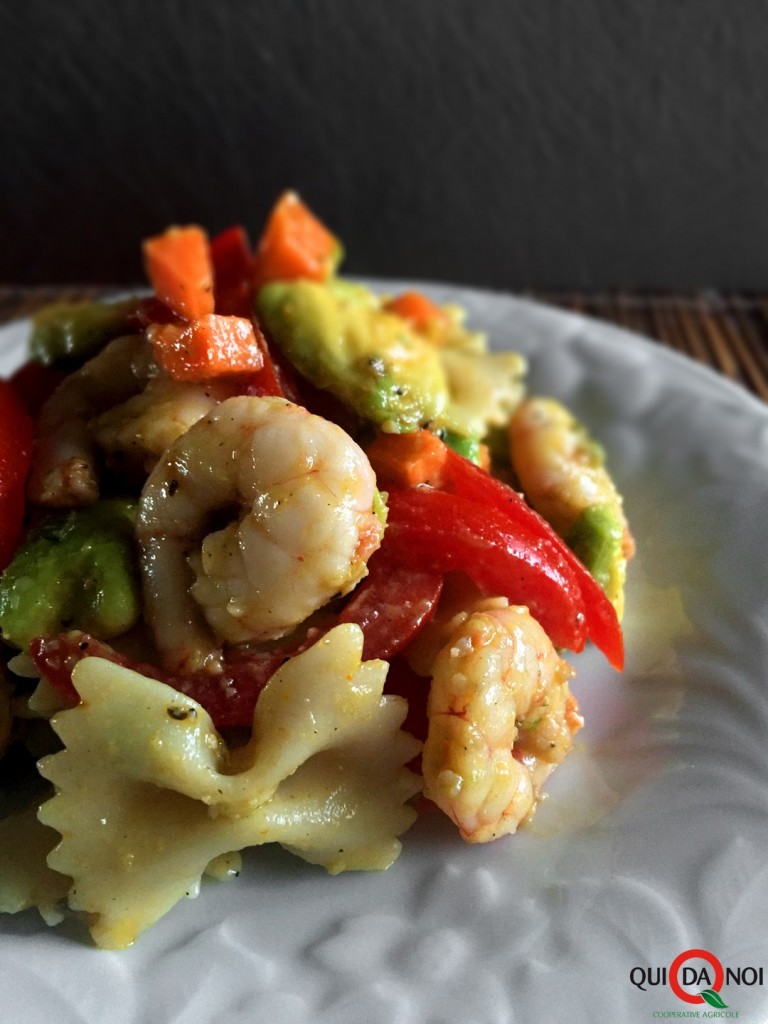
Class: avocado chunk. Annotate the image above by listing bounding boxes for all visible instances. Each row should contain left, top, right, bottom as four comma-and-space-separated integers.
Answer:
0, 500, 141, 650
257, 279, 449, 431
566, 504, 627, 617
29, 298, 140, 366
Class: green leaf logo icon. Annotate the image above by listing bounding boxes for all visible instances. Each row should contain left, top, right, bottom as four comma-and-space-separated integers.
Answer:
700, 989, 729, 1009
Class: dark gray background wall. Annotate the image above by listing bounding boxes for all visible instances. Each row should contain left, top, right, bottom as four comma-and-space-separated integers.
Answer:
3, 0, 768, 289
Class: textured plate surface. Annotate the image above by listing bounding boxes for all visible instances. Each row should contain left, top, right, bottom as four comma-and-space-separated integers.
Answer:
1, 285, 767, 1024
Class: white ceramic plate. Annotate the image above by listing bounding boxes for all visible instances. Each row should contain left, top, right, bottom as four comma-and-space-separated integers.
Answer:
1, 285, 767, 1024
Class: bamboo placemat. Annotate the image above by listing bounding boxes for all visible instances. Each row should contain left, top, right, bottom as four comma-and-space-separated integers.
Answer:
529, 290, 768, 402
1, 286, 767, 402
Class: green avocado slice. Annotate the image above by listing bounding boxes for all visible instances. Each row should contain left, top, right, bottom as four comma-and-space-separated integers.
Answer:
0, 500, 141, 650
257, 279, 449, 432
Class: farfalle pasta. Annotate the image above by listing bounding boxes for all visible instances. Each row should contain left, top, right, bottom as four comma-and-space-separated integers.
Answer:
3, 626, 419, 948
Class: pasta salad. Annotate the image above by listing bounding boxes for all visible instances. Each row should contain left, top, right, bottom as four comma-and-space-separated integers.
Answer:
0, 193, 633, 948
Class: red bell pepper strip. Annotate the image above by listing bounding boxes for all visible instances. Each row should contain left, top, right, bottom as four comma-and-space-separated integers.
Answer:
30, 548, 445, 727
8, 361, 67, 418
211, 225, 255, 317
380, 486, 596, 659
383, 654, 431, 752
440, 446, 623, 669
170, 649, 285, 728
368, 430, 623, 669
126, 296, 177, 331
27, 633, 138, 703
243, 320, 305, 402
28, 631, 285, 730
382, 485, 624, 671
338, 551, 443, 660
0, 381, 33, 570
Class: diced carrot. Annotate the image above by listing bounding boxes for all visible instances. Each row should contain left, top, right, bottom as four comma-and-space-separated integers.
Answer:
384, 290, 448, 332
476, 442, 491, 473
252, 191, 341, 289
143, 225, 215, 321
366, 429, 450, 488
147, 314, 264, 382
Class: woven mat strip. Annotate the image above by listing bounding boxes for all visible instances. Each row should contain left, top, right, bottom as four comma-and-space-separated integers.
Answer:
531, 291, 768, 401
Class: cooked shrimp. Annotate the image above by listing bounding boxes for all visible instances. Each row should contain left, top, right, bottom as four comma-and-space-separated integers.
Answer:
509, 397, 635, 616
510, 396, 633, 546
27, 334, 157, 507
422, 601, 581, 843
90, 375, 239, 476
137, 395, 384, 673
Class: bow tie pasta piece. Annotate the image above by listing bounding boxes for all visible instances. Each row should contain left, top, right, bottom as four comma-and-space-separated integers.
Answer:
0, 808, 72, 924
436, 348, 527, 441
36, 624, 421, 949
